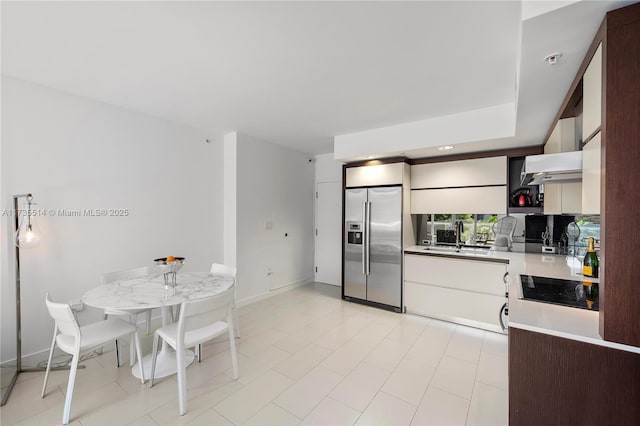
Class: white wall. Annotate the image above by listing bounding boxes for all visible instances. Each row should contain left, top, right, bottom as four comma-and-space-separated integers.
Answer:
235, 134, 315, 304
1, 77, 224, 363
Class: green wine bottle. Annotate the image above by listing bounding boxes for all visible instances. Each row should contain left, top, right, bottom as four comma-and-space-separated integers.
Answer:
583, 237, 599, 278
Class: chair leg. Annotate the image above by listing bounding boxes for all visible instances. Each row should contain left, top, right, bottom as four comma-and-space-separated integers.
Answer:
133, 331, 145, 384
115, 340, 121, 367
197, 344, 202, 363
129, 313, 136, 367
233, 306, 240, 338
62, 353, 80, 425
228, 323, 239, 380
149, 333, 160, 388
176, 344, 187, 415
41, 330, 57, 398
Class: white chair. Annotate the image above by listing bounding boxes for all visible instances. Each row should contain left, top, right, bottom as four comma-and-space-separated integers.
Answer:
101, 265, 157, 366
209, 263, 240, 338
149, 287, 239, 416
41, 293, 145, 425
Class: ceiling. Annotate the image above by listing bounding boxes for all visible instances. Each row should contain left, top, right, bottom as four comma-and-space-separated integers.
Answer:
1, 1, 633, 157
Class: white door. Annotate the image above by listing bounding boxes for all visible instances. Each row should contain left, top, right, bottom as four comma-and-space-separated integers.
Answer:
315, 181, 342, 286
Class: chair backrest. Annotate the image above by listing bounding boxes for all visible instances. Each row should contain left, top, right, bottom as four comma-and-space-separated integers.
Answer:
101, 265, 158, 285
176, 286, 235, 338
45, 293, 80, 339
209, 263, 236, 279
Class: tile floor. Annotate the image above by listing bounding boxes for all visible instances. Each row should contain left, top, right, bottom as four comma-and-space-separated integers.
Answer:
0, 283, 508, 425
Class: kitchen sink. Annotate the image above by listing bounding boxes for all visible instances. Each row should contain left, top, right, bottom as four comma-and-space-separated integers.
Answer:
422, 245, 491, 255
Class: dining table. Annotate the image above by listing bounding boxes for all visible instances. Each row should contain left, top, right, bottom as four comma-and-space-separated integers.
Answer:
81, 271, 234, 379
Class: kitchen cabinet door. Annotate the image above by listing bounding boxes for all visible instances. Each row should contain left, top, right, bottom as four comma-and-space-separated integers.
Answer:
544, 183, 582, 215
410, 186, 507, 214
411, 156, 506, 189
581, 132, 601, 214
345, 163, 404, 187
582, 43, 602, 140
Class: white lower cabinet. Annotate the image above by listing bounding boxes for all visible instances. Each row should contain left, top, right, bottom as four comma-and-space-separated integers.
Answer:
404, 254, 507, 333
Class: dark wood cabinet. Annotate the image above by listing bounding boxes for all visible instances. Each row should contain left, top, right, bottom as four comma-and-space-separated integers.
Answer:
509, 328, 640, 426
542, 2, 640, 348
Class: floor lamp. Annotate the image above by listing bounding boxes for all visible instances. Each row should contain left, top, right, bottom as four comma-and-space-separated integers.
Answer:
1, 194, 81, 406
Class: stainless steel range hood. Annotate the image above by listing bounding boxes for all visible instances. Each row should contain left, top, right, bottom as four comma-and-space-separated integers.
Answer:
520, 151, 583, 186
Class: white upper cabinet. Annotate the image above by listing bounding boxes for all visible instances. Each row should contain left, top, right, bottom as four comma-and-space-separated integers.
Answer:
345, 163, 404, 187
411, 156, 507, 189
545, 118, 576, 154
583, 43, 603, 140
582, 132, 601, 214
543, 118, 581, 214
411, 186, 507, 214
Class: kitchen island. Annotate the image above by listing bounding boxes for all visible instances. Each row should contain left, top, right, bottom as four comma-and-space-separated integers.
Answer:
404, 246, 640, 425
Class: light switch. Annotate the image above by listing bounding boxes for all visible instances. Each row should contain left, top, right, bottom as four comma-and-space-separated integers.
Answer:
264, 221, 273, 230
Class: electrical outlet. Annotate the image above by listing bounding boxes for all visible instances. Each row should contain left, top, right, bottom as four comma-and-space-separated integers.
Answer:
69, 300, 83, 312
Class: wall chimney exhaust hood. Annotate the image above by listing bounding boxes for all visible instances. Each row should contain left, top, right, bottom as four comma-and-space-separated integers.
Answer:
520, 151, 583, 185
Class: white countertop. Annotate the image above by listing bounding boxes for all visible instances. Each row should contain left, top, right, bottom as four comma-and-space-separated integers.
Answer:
405, 246, 640, 354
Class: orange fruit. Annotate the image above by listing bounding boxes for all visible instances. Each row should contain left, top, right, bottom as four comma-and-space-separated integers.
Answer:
166, 255, 176, 262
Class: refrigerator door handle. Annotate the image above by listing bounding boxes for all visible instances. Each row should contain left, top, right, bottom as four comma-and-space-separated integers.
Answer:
365, 201, 371, 275
362, 202, 367, 275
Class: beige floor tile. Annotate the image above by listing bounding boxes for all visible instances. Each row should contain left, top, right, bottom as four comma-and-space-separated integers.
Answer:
430, 356, 477, 400
386, 316, 430, 345
363, 338, 412, 372
274, 366, 344, 418
214, 370, 294, 424
314, 325, 360, 350
411, 386, 469, 426
273, 343, 333, 380
481, 331, 508, 358
300, 397, 361, 426
235, 329, 290, 357
329, 362, 391, 412
420, 319, 457, 343
232, 345, 291, 385
273, 325, 327, 354
0, 283, 510, 426
355, 392, 416, 426
149, 378, 243, 425
243, 402, 301, 425
475, 352, 508, 391
187, 408, 233, 425
444, 327, 484, 364
351, 321, 396, 347
14, 382, 127, 425
320, 340, 374, 376
466, 382, 508, 426
127, 414, 159, 425
404, 335, 449, 367
381, 358, 435, 406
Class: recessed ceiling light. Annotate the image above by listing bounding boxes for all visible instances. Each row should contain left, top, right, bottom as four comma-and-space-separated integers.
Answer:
544, 52, 563, 65
366, 156, 373, 159
438, 145, 454, 151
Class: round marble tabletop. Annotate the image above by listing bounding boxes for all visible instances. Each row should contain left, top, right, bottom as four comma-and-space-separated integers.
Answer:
82, 271, 235, 380
81, 272, 234, 311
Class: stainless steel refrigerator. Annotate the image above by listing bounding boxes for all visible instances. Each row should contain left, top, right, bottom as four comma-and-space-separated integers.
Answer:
343, 186, 402, 312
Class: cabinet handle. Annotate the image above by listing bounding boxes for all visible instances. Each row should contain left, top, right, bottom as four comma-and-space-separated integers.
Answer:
503, 272, 509, 284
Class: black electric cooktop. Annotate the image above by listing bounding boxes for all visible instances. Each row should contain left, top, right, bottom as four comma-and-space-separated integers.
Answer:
519, 275, 599, 311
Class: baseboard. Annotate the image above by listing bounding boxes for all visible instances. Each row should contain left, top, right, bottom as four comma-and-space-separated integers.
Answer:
237, 277, 314, 308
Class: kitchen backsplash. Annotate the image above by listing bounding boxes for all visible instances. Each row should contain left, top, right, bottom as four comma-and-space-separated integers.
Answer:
414, 213, 599, 254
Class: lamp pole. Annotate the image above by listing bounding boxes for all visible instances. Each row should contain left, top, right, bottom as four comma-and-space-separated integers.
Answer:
1, 194, 80, 406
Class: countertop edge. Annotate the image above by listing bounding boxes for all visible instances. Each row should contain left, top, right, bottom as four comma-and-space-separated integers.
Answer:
404, 247, 510, 264
508, 321, 640, 354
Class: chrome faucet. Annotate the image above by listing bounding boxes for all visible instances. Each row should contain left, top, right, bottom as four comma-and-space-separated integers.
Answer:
454, 221, 464, 249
